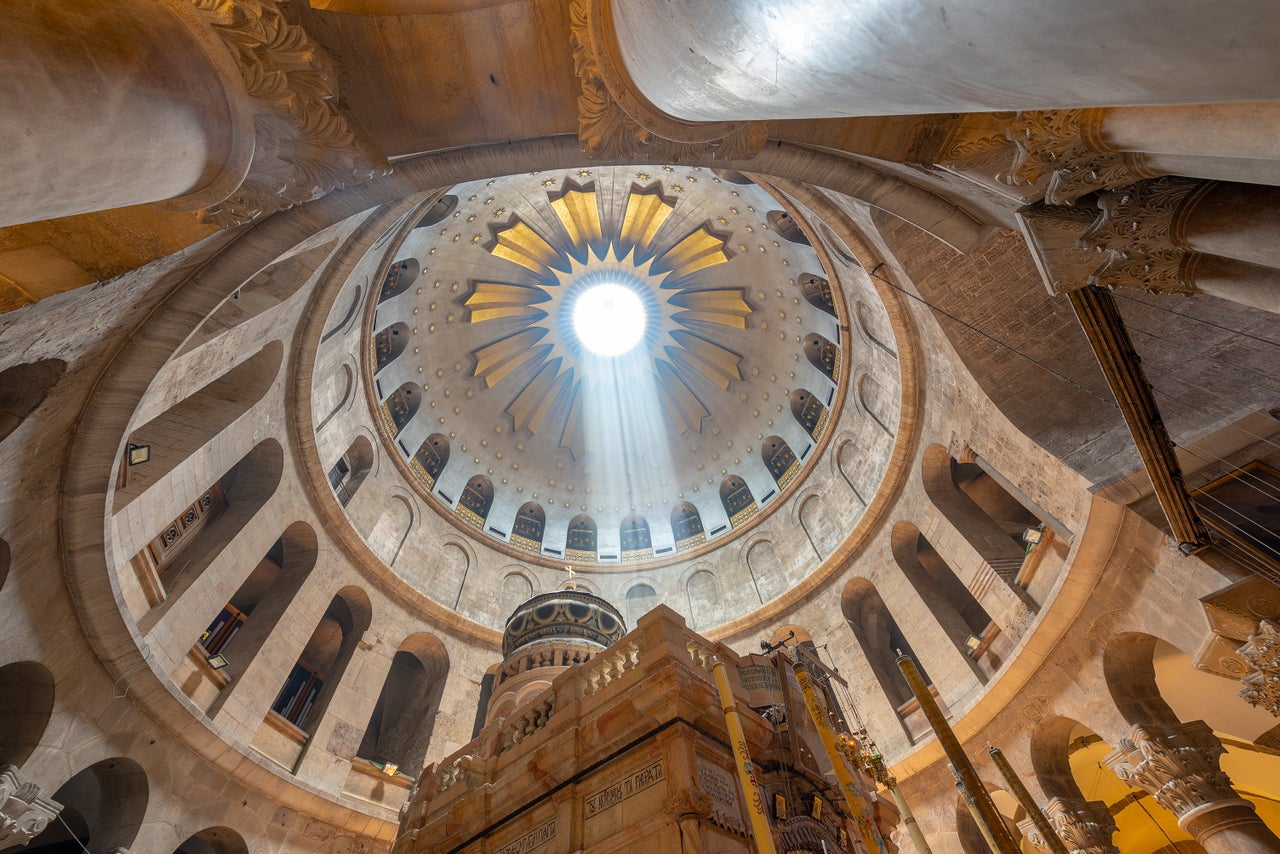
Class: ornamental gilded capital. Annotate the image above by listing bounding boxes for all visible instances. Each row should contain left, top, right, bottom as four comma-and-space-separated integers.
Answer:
1017, 797, 1119, 854
0, 765, 62, 849
1102, 721, 1242, 819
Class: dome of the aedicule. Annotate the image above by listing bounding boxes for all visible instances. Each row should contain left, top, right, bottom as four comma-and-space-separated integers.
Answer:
310, 166, 910, 634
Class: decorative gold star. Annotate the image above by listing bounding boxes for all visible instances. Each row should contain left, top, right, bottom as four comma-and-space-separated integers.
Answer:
542, 178, 556, 187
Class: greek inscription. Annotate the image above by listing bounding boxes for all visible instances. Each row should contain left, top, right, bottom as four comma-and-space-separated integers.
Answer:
584, 758, 666, 818
494, 817, 556, 854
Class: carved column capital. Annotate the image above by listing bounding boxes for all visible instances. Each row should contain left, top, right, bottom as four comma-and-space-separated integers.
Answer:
1002, 109, 1158, 206
1103, 721, 1243, 821
0, 765, 62, 849
1016, 797, 1119, 854
1239, 619, 1280, 716
185, 0, 389, 226
1078, 177, 1216, 294
568, 0, 766, 161
664, 787, 713, 822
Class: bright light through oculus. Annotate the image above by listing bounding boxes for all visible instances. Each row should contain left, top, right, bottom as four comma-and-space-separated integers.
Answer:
571, 284, 646, 356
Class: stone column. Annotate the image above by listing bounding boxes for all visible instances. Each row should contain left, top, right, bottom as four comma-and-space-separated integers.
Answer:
604, 0, 1280, 122
1017, 797, 1119, 854
0, 765, 62, 849
1103, 720, 1280, 853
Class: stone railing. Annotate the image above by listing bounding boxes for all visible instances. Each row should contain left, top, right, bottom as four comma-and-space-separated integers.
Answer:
495, 641, 596, 689
582, 640, 641, 698
499, 694, 555, 753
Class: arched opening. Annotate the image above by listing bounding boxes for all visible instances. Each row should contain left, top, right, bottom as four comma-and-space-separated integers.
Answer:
174, 826, 250, 854
321, 282, 364, 344
329, 436, 374, 506
415, 194, 458, 228
379, 257, 420, 302
803, 332, 840, 383
763, 435, 800, 488
955, 787, 1026, 854
380, 382, 421, 436
746, 539, 785, 601
501, 572, 534, 615
790, 388, 829, 439
855, 299, 897, 358
315, 362, 355, 432
0, 538, 9, 593
356, 633, 449, 779
126, 439, 284, 621
841, 578, 933, 738
411, 433, 449, 490
186, 524, 318, 712
671, 502, 705, 551
0, 358, 65, 446
368, 495, 413, 566
457, 475, 494, 529
686, 570, 721, 628
510, 502, 545, 554
798, 272, 837, 317
953, 458, 1043, 549
0, 661, 55, 768
891, 521, 996, 681
856, 371, 894, 436
836, 439, 867, 505
373, 322, 410, 373
565, 514, 597, 563
798, 493, 838, 558
17, 758, 148, 853
922, 445, 1037, 604
114, 340, 283, 511
620, 514, 653, 562
625, 583, 657, 627
267, 587, 373, 751
767, 209, 810, 245
720, 476, 757, 528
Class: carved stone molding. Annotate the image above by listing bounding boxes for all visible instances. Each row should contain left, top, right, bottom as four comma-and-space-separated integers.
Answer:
569, 0, 767, 161
0, 765, 62, 849
663, 787, 713, 822
1078, 177, 1216, 294
1102, 721, 1243, 820
1017, 797, 1119, 854
1239, 619, 1280, 716
185, 0, 389, 226
1001, 110, 1159, 206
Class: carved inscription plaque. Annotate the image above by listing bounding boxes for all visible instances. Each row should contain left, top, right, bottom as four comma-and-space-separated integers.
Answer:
495, 817, 557, 854
696, 756, 745, 834
584, 758, 666, 819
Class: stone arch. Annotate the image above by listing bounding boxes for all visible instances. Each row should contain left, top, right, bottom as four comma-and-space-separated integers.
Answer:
620, 514, 653, 561
321, 280, 364, 343
315, 361, 356, 432
803, 331, 840, 383
0, 661, 55, 768
330, 435, 374, 506
856, 370, 894, 436
891, 521, 992, 682
922, 444, 1034, 602
458, 475, 494, 528
358, 632, 449, 778
834, 436, 867, 505
174, 826, 250, 854
436, 541, 471, 608
686, 569, 722, 629
790, 387, 829, 439
767, 209, 809, 245
798, 271, 837, 317
511, 501, 545, 553
952, 454, 1043, 546
746, 538, 785, 602
840, 578, 929, 712
368, 493, 414, 566
271, 586, 374, 739
0, 358, 66, 446
411, 432, 449, 490
0, 537, 8, 593
1029, 714, 1095, 802
855, 298, 897, 358
500, 571, 534, 617
114, 340, 283, 511
955, 786, 1026, 854
720, 476, 757, 527
415, 194, 458, 227
671, 501, 705, 551
126, 438, 285, 621
1103, 631, 1184, 728
797, 492, 838, 559
762, 435, 799, 487
623, 581, 658, 627
196, 522, 319, 704
565, 514, 598, 561
379, 257, 420, 302
24, 757, 149, 853
373, 321, 410, 372
380, 381, 421, 436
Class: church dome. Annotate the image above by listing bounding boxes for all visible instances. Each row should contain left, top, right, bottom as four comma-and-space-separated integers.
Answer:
501, 588, 626, 656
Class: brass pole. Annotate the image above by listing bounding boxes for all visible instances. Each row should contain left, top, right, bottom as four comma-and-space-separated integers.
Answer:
887, 781, 934, 854
988, 746, 1068, 854
896, 654, 1019, 854
793, 659, 887, 853
711, 657, 778, 854
952, 764, 1005, 854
